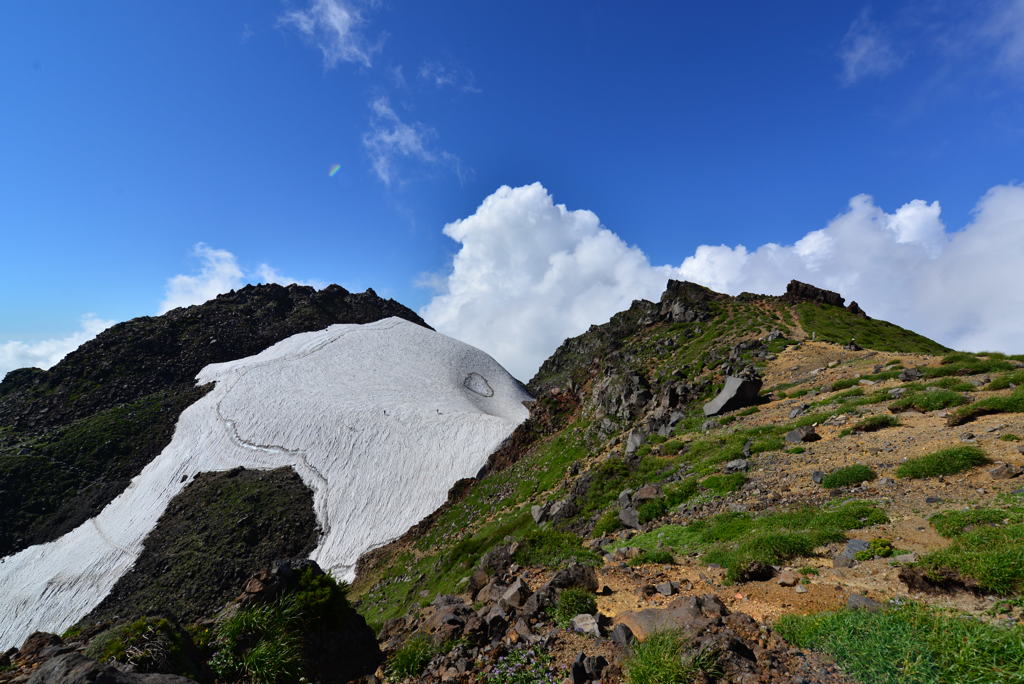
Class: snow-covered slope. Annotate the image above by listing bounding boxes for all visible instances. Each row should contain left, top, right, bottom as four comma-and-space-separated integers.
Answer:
0, 318, 531, 647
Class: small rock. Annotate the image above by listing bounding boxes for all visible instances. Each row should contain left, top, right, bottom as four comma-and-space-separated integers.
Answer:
888, 387, 906, 399
610, 623, 635, 647
794, 584, 808, 594
847, 594, 882, 612
811, 470, 825, 484
619, 507, 641, 530
777, 570, 800, 587
961, 432, 976, 442
655, 581, 679, 596
785, 426, 821, 444
893, 552, 918, 563
531, 503, 549, 524
990, 463, 1022, 480
925, 496, 943, 504
570, 613, 601, 637
724, 458, 749, 472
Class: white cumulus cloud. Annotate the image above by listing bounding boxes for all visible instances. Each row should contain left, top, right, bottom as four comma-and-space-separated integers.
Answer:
422, 182, 1024, 383
1, 314, 115, 379
160, 243, 323, 314
278, 0, 377, 68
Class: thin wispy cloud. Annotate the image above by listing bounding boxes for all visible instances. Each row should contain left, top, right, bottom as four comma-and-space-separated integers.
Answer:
278, 0, 378, 68
839, 9, 902, 84
362, 97, 461, 185
419, 60, 481, 93
982, 0, 1024, 71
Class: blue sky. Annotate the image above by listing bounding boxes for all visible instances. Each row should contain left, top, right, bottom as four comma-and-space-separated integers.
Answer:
3, 1, 1024, 379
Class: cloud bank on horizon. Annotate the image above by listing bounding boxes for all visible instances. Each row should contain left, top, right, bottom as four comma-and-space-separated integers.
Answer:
424, 181, 1024, 381
3, 182, 1023, 382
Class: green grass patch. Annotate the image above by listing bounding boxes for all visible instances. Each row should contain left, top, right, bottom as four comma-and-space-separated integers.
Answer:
623, 630, 723, 684
776, 602, 1024, 684
849, 414, 900, 433
890, 390, 969, 412
628, 549, 676, 567
612, 501, 887, 583
929, 508, 1022, 539
513, 527, 601, 569
796, 302, 948, 354
948, 389, 1024, 426
1000, 433, 1021, 442
895, 446, 989, 479
821, 464, 876, 489
384, 634, 435, 680
919, 505, 1024, 595
548, 588, 597, 628
928, 377, 976, 392
786, 446, 806, 454
988, 371, 1024, 391
922, 357, 1014, 379
700, 472, 747, 496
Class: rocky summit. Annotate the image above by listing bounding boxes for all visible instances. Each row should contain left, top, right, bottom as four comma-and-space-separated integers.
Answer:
3, 279, 1024, 683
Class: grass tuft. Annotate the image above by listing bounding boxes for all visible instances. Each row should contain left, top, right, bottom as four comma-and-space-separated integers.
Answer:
890, 390, 969, 413
948, 389, 1024, 426
895, 446, 989, 479
623, 630, 723, 684
548, 588, 597, 628
821, 464, 876, 489
777, 602, 1024, 684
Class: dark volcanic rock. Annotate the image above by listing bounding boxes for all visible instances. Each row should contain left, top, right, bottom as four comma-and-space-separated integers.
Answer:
0, 283, 424, 557
782, 280, 845, 307
27, 652, 197, 684
703, 376, 763, 416
81, 467, 318, 626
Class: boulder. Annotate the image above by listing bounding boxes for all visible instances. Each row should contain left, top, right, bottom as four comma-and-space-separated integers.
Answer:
776, 570, 800, 587
989, 463, 1022, 480
703, 376, 763, 417
500, 578, 532, 611
610, 623, 635, 647
619, 507, 641, 530
655, 581, 678, 596
847, 594, 882, 613
724, 459, 749, 472
785, 426, 820, 444
571, 653, 608, 683
27, 652, 196, 683
550, 564, 599, 592
570, 613, 601, 638
616, 594, 726, 641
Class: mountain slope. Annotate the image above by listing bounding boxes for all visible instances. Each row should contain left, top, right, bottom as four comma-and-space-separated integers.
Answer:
0, 317, 530, 648
347, 280, 1024, 682
0, 283, 427, 557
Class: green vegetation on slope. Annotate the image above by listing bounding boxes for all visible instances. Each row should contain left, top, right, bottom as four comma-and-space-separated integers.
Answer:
795, 302, 949, 354
777, 602, 1024, 684
611, 501, 887, 582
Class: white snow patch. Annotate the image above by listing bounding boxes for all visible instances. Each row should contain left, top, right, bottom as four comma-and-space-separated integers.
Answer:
0, 317, 531, 648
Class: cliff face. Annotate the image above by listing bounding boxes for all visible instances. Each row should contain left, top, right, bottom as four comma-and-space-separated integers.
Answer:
0, 283, 429, 557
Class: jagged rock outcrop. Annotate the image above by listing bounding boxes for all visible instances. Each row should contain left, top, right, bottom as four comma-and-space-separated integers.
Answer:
783, 280, 845, 307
